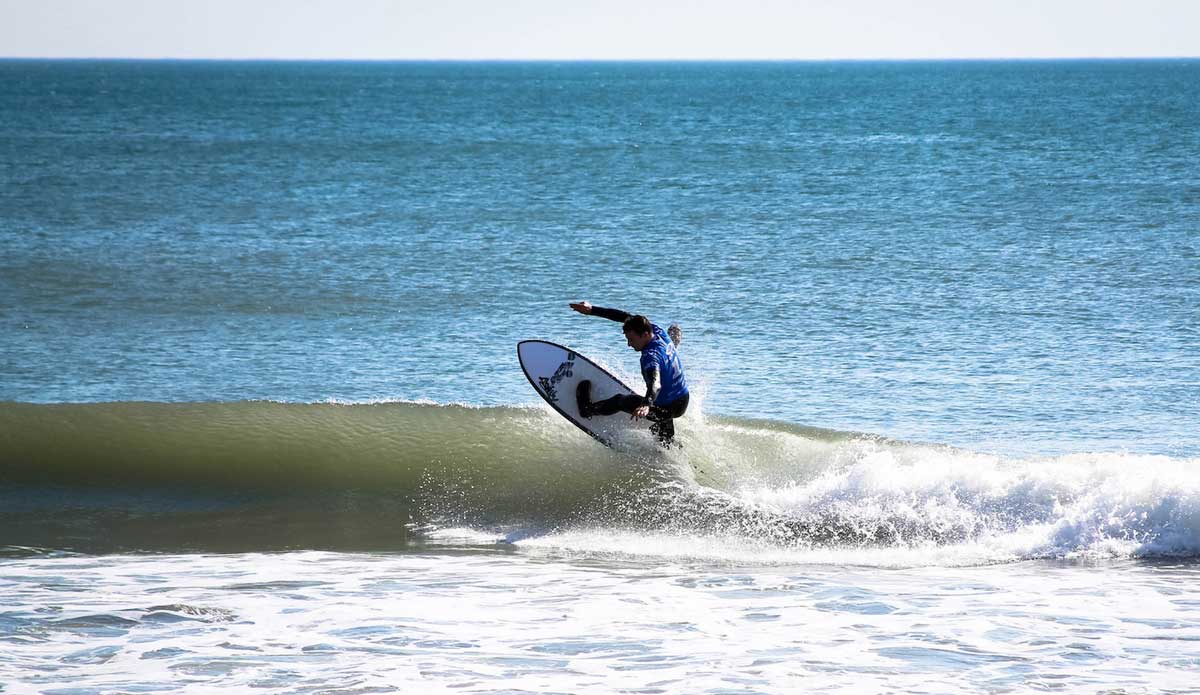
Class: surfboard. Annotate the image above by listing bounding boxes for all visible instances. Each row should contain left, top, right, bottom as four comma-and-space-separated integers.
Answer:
517, 340, 650, 447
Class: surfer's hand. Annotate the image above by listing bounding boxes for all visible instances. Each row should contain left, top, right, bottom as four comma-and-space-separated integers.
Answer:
632, 405, 650, 419
569, 301, 592, 315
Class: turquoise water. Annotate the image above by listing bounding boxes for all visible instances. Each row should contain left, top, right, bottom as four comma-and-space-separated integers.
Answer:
2, 60, 1199, 694
3, 60, 1197, 453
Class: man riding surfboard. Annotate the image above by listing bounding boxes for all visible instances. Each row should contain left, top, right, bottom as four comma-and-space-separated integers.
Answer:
569, 301, 690, 446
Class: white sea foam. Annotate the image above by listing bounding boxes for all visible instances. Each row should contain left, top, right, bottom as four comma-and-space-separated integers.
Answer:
7, 550, 1197, 694
509, 420, 1200, 566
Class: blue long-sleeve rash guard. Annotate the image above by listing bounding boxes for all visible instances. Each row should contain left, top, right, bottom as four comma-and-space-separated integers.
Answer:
590, 306, 689, 407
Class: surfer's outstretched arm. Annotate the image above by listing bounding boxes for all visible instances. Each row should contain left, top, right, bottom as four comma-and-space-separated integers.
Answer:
569, 301, 630, 323
591, 305, 631, 323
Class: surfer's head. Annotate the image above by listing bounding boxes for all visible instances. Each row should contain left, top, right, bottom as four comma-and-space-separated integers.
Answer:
622, 315, 654, 351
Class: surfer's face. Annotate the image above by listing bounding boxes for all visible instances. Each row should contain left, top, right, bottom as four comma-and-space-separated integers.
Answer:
624, 328, 652, 351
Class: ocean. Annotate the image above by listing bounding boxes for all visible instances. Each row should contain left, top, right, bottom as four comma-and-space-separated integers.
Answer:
1, 59, 1198, 693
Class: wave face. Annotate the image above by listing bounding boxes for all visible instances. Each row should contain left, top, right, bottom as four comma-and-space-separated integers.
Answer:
3, 400, 1199, 563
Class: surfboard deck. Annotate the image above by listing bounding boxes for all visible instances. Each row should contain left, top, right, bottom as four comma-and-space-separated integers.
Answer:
517, 340, 651, 447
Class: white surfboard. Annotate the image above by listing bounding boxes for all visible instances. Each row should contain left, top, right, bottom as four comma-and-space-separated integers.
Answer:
517, 340, 650, 447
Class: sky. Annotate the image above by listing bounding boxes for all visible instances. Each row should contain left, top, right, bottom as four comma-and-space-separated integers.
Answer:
1, 0, 1197, 60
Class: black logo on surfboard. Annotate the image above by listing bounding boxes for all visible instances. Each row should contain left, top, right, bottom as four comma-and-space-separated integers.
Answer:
538, 353, 575, 403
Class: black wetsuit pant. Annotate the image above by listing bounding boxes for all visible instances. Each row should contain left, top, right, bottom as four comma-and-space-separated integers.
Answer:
590, 393, 690, 445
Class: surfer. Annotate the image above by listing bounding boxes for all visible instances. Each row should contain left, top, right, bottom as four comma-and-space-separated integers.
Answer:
569, 301, 689, 446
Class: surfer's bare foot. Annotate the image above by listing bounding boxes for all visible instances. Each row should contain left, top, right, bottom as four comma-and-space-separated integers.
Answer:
576, 380, 593, 418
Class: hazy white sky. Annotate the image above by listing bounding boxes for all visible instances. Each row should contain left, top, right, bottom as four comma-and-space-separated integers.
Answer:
1, 0, 1197, 60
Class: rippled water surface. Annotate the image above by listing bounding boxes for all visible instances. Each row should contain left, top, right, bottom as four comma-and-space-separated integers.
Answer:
3, 59, 1198, 455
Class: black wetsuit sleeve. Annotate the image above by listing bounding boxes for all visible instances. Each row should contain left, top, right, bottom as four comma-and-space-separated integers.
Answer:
641, 366, 661, 406
590, 306, 631, 323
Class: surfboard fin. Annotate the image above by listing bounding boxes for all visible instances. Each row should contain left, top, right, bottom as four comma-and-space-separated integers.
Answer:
576, 380, 594, 418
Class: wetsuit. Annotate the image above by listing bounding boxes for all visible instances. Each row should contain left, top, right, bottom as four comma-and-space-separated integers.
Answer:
586, 306, 690, 445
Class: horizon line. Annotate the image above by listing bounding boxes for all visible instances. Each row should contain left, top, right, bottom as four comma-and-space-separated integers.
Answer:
2, 55, 1199, 63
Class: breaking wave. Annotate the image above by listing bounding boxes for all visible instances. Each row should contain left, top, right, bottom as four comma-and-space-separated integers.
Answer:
2, 400, 1198, 563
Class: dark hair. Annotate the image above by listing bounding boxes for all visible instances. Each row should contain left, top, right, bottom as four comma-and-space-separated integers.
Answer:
623, 314, 653, 335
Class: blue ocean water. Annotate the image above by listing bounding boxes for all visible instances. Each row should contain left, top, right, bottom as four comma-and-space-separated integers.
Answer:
3, 59, 1200, 695
3, 60, 1197, 457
